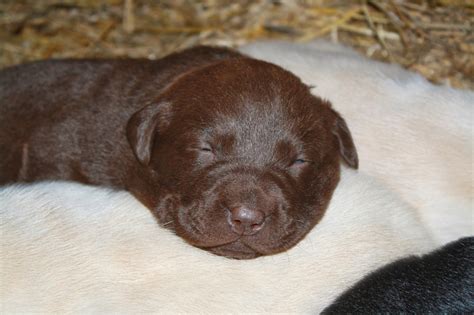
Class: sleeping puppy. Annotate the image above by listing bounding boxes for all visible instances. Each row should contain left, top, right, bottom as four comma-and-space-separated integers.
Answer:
323, 237, 474, 313
241, 41, 473, 245
0, 46, 358, 259
0, 169, 434, 313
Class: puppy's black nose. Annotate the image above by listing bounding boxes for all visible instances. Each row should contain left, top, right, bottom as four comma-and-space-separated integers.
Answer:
229, 206, 265, 235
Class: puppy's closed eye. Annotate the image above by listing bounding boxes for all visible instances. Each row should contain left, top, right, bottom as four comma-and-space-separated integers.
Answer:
195, 144, 216, 164
290, 158, 309, 168
200, 146, 213, 153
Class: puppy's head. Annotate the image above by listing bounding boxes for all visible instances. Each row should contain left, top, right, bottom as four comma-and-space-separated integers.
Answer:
127, 57, 357, 259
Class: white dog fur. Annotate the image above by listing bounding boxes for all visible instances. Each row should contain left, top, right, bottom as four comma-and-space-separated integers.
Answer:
241, 41, 473, 245
1, 169, 433, 313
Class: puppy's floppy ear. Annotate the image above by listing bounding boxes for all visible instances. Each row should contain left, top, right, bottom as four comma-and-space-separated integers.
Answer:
127, 101, 172, 166
331, 111, 358, 169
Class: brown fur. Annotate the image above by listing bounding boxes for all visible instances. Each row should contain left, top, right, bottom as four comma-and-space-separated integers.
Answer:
0, 46, 357, 259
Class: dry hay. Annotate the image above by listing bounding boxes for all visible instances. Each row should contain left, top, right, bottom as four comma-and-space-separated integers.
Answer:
0, 0, 473, 89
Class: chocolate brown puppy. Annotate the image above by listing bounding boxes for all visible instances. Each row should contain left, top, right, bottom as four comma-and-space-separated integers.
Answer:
0, 46, 358, 259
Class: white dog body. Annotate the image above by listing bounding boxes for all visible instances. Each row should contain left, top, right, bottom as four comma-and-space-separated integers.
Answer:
1, 170, 433, 313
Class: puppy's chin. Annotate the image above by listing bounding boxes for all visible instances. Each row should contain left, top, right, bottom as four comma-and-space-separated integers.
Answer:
205, 240, 263, 260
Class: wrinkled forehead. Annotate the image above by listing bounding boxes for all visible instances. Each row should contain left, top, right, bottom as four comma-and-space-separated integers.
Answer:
166, 58, 333, 163
211, 100, 293, 151
183, 94, 327, 165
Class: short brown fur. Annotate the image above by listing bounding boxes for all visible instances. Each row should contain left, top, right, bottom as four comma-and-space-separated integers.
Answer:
0, 46, 357, 259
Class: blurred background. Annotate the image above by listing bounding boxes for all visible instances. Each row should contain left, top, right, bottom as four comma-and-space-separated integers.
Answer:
0, 0, 472, 89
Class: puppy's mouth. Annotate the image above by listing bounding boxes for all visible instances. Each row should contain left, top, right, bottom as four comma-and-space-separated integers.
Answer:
173, 198, 301, 259
205, 239, 263, 259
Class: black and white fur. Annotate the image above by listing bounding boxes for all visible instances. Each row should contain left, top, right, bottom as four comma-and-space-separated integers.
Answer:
323, 237, 474, 313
